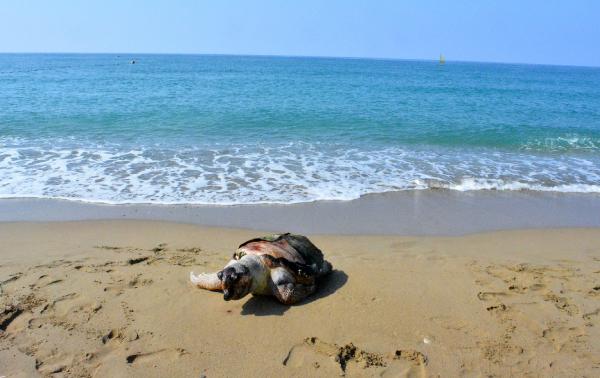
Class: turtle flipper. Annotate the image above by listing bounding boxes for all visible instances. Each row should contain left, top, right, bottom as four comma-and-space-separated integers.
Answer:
190, 272, 222, 292
319, 260, 333, 277
270, 281, 316, 305
260, 254, 316, 284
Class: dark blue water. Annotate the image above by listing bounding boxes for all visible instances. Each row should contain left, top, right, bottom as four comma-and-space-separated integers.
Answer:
1, 54, 600, 203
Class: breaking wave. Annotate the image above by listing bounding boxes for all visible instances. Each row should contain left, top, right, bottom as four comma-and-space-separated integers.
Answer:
1, 138, 599, 205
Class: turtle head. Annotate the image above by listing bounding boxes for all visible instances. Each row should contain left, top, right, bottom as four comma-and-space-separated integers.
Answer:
217, 264, 252, 301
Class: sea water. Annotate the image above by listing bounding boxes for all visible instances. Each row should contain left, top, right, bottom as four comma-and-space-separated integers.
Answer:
1, 54, 599, 204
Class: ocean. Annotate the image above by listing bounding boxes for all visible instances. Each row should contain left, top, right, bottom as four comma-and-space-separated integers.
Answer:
1, 54, 600, 204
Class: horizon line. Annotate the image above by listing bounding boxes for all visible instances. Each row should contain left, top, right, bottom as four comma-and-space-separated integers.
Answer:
0, 51, 598, 69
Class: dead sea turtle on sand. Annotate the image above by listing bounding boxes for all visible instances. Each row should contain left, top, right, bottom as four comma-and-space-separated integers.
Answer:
190, 233, 332, 304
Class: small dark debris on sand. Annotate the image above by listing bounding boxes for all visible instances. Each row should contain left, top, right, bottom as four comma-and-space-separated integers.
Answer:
152, 243, 168, 253
176, 247, 202, 254
94, 245, 122, 251
125, 354, 139, 364
127, 256, 150, 265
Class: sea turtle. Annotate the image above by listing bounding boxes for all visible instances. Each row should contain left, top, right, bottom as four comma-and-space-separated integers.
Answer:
190, 233, 332, 305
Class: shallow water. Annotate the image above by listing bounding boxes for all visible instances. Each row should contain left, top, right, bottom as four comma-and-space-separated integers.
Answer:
1, 54, 600, 204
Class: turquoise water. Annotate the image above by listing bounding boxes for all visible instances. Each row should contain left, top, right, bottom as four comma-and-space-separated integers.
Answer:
1, 54, 600, 203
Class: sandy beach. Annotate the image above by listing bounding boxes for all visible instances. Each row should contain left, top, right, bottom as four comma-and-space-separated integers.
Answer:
3, 3, 600, 377
1, 219, 599, 377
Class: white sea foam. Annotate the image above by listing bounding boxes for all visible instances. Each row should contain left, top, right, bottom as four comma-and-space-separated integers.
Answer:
1, 138, 599, 205
446, 178, 600, 193
521, 135, 600, 152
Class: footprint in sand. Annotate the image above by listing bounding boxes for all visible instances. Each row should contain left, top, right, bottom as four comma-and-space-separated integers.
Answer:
283, 337, 427, 376
120, 301, 135, 324
97, 243, 207, 267
582, 307, 600, 324
0, 305, 25, 332
543, 292, 578, 316
28, 274, 65, 290
102, 272, 153, 295
101, 328, 139, 344
542, 324, 587, 352
128, 273, 153, 288
429, 315, 467, 332
477, 336, 524, 364
31, 291, 103, 329
0, 272, 23, 288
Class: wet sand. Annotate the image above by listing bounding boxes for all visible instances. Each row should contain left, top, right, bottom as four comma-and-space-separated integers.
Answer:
1, 221, 599, 377
2, 191, 600, 235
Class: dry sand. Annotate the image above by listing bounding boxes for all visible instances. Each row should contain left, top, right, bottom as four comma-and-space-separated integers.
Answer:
1, 221, 599, 377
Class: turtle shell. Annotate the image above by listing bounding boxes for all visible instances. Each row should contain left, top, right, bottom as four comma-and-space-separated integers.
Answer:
234, 233, 330, 278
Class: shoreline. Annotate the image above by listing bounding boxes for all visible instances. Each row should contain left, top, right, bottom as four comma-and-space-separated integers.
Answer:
2, 190, 600, 235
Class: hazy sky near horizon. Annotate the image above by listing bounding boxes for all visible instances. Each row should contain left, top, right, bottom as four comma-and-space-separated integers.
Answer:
2, 1, 599, 66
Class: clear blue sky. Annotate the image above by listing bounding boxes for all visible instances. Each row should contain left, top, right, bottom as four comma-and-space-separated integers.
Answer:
2, 0, 599, 66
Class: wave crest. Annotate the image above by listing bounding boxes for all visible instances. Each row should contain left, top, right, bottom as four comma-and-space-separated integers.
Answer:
1, 140, 599, 204
521, 135, 600, 152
